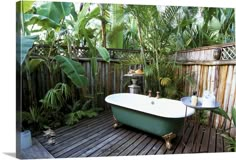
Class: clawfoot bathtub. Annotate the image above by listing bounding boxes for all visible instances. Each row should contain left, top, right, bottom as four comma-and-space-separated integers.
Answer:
105, 93, 195, 150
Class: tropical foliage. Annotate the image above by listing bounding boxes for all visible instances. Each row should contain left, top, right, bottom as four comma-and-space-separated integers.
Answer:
120, 5, 234, 98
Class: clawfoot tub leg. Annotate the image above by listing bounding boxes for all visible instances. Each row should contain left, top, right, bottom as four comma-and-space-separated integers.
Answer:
112, 116, 121, 128
162, 132, 176, 150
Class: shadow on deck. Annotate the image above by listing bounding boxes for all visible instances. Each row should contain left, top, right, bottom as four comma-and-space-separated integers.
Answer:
25, 111, 229, 158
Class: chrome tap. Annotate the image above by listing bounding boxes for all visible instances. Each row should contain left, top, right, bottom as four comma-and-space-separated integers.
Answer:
156, 91, 160, 99
148, 90, 152, 97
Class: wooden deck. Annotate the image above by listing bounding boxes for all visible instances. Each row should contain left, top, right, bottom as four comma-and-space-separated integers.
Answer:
35, 111, 228, 158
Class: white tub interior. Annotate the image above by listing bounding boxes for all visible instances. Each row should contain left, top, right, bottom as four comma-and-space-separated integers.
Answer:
105, 93, 195, 118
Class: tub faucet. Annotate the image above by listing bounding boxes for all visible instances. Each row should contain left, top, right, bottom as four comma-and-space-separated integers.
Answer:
156, 91, 160, 99
148, 90, 152, 97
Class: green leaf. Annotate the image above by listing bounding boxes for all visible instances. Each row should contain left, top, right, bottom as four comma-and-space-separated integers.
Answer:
16, 35, 38, 65
96, 47, 110, 62
24, 14, 60, 29
208, 16, 221, 32
54, 83, 71, 100
76, 3, 90, 28
28, 59, 44, 73
81, 99, 92, 110
55, 55, 88, 88
65, 113, 79, 126
16, 1, 35, 14
41, 88, 63, 109
75, 5, 100, 36
210, 107, 230, 120
36, 2, 74, 24
70, 3, 78, 21
232, 107, 236, 127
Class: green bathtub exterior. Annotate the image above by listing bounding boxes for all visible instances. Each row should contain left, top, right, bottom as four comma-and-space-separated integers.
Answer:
111, 105, 184, 136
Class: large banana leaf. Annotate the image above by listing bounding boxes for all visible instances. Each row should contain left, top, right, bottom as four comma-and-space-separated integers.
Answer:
96, 47, 110, 62
36, 2, 75, 24
24, 14, 60, 30
16, 35, 38, 65
55, 55, 88, 88
75, 3, 90, 30
75, 5, 100, 35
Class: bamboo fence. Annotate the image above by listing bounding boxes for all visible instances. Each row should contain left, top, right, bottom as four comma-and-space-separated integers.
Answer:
176, 43, 236, 133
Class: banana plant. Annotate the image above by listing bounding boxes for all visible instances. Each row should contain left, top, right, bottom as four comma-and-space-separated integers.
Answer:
73, 4, 111, 107
55, 55, 89, 88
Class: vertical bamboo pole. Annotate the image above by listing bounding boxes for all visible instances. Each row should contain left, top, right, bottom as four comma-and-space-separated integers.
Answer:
193, 64, 198, 91
207, 66, 212, 91
198, 65, 204, 96
223, 65, 233, 129
210, 66, 216, 93
197, 65, 201, 96
224, 65, 236, 132
229, 65, 236, 136
203, 65, 209, 92
216, 65, 228, 128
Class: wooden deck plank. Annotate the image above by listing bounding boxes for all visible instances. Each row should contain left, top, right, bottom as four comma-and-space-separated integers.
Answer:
223, 134, 228, 152
128, 136, 152, 155
98, 130, 137, 157
138, 138, 157, 155
174, 124, 193, 154
54, 123, 115, 157
118, 134, 148, 156
37, 112, 112, 144
208, 127, 216, 152
34, 111, 230, 158
200, 126, 211, 152
108, 133, 142, 156
216, 130, 224, 152
89, 130, 133, 157
183, 123, 200, 153
155, 142, 167, 154
146, 140, 164, 155
79, 129, 128, 157
192, 125, 204, 153
46, 117, 113, 150
48, 118, 113, 153
37, 111, 111, 138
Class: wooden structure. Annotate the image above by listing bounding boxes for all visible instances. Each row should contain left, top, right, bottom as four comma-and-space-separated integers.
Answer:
25, 111, 228, 159
175, 43, 236, 134
22, 43, 236, 131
